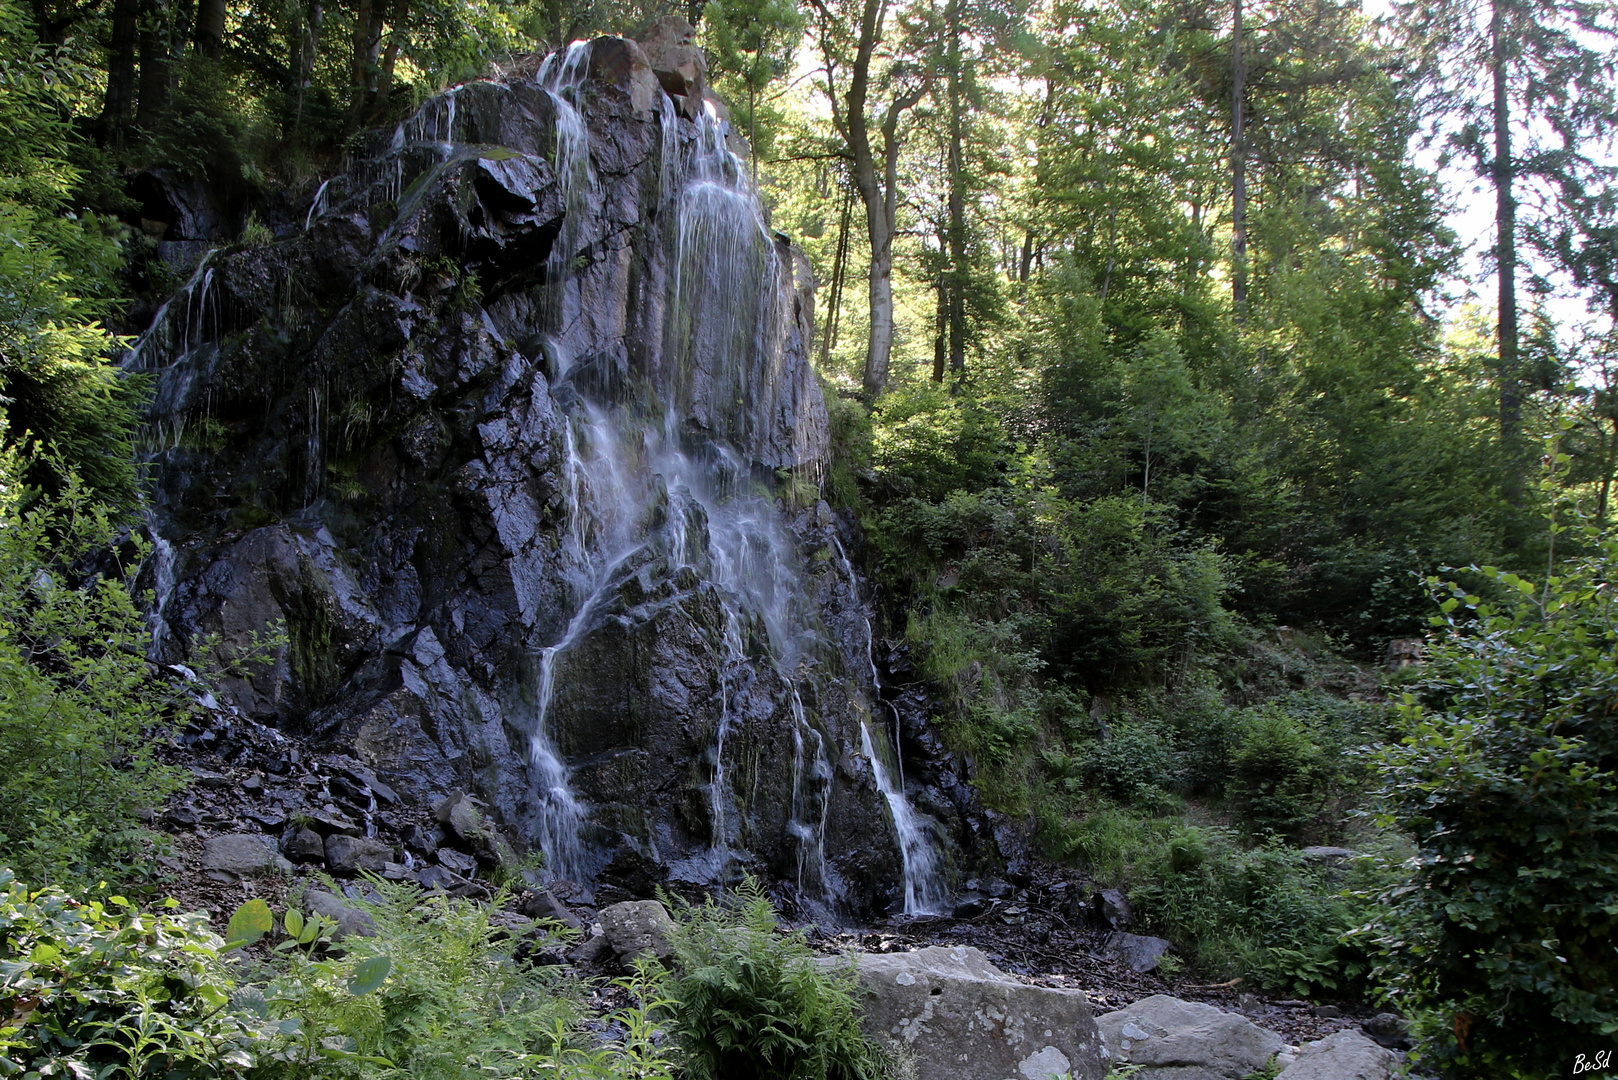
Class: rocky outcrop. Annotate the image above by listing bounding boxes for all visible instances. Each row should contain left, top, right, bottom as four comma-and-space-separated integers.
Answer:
1101, 932, 1173, 974
1097, 995, 1287, 1080
596, 899, 676, 965
202, 833, 293, 876
1277, 1029, 1397, 1080
130, 36, 979, 914
842, 945, 1107, 1080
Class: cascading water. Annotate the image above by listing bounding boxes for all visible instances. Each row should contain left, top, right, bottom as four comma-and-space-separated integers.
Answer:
509, 41, 952, 910
828, 534, 949, 913
127, 34, 956, 913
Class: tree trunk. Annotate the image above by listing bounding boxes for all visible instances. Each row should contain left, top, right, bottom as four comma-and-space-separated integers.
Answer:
348, 0, 383, 129
932, 263, 948, 383
100, 0, 139, 142
194, 0, 224, 59
944, 0, 967, 379
844, 0, 893, 399
1492, 0, 1524, 544
293, 0, 324, 131
862, 190, 896, 398
367, 0, 409, 125
1231, 0, 1249, 317
820, 191, 853, 367
136, 0, 174, 128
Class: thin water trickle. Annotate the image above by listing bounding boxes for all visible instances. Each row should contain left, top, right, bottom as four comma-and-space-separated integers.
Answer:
144, 524, 177, 658
829, 536, 949, 911
304, 178, 332, 231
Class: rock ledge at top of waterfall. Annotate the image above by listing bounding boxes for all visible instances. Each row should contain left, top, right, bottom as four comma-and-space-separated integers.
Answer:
128, 29, 978, 916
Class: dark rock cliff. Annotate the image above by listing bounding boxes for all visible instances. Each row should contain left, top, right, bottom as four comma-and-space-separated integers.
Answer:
130, 31, 990, 915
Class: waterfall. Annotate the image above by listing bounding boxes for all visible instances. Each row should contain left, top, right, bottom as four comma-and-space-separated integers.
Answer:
125, 37, 953, 912
511, 42, 952, 910
831, 537, 950, 913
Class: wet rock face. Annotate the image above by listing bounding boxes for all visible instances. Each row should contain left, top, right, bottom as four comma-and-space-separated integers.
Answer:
134, 39, 963, 914
840, 945, 1107, 1080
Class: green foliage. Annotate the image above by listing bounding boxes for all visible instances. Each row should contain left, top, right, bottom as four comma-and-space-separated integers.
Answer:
1370, 528, 1618, 1077
251, 879, 586, 1079
0, 869, 266, 1077
665, 878, 888, 1080
0, 461, 184, 891
700, 0, 803, 166
0, 0, 142, 508
1226, 712, 1327, 842
3, 874, 679, 1080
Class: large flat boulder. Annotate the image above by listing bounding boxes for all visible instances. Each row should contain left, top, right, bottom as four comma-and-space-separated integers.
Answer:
843, 945, 1106, 1080
1097, 995, 1285, 1080
1277, 1029, 1398, 1080
597, 899, 676, 965
201, 833, 293, 876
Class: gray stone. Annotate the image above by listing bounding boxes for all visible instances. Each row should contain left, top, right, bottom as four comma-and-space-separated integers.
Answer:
305, 806, 361, 836
1096, 888, 1132, 929
1300, 847, 1358, 864
586, 35, 659, 115
302, 887, 376, 940
324, 834, 394, 875
842, 946, 1106, 1080
1097, 995, 1286, 1080
636, 16, 705, 105
133, 38, 963, 918
435, 790, 486, 843
1361, 1013, 1412, 1050
201, 833, 293, 876
518, 889, 583, 930
597, 900, 676, 964
1277, 1029, 1398, 1080
283, 826, 326, 862
1102, 932, 1174, 973
436, 848, 477, 875
568, 932, 613, 966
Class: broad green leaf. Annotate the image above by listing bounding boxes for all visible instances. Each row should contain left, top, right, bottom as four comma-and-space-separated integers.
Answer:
347, 955, 392, 996
283, 908, 304, 940
225, 898, 274, 948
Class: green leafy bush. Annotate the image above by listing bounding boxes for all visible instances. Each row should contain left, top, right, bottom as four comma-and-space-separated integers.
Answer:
247, 878, 673, 1080
665, 879, 888, 1080
2, 873, 679, 1080
1226, 711, 1327, 841
1371, 542, 1618, 1077
0, 868, 265, 1077
0, 464, 184, 890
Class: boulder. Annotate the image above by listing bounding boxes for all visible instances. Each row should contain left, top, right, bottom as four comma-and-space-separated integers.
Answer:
1277, 1029, 1398, 1080
518, 888, 584, 930
303, 887, 377, 940
597, 899, 676, 964
283, 826, 327, 862
325, 834, 394, 875
1360, 1013, 1412, 1050
843, 945, 1107, 1080
202, 833, 293, 876
1095, 888, 1132, 929
587, 35, 659, 114
1102, 932, 1173, 973
636, 15, 705, 107
1097, 995, 1286, 1080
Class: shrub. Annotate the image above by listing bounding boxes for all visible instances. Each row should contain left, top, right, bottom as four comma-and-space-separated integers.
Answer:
0, 463, 184, 890
250, 878, 676, 1080
1079, 721, 1176, 809
1371, 544, 1618, 1077
1226, 711, 1327, 841
665, 879, 888, 1080
1, 873, 679, 1080
0, 868, 264, 1077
